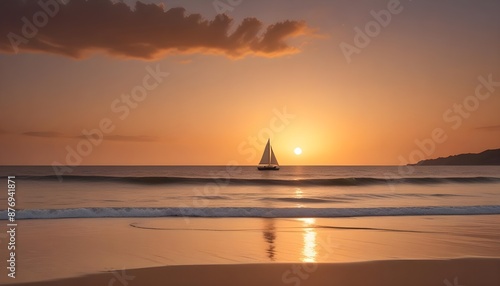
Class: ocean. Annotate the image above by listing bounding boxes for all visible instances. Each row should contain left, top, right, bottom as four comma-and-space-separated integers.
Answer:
1, 165, 500, 283
1, 165, 500, 219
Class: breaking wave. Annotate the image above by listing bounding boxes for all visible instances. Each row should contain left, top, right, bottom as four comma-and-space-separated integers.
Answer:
2, 205, 500, 220
20, 175, 500, 186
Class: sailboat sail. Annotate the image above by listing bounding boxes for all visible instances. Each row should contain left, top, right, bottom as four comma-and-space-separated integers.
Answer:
259, 140, 271, 164
258, 139, 279, 170
270, 147, 279, 165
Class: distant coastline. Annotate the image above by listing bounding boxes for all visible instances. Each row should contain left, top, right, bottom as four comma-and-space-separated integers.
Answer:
412, 148, 500, 166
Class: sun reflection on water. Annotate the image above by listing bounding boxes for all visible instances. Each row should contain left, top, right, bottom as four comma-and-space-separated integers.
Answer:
295, 188, 304, 208
295, 188, 303, 198
299, 218, 317, 262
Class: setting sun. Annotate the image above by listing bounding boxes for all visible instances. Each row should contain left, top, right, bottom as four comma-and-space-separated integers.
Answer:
1, 1, 499, 285
294, 147, 303, 155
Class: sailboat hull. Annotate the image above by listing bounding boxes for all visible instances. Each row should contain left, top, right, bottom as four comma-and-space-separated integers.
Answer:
257, 165, 280, 171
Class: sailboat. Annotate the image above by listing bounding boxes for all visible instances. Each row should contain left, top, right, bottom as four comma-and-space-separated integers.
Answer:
257, 139, 280, 170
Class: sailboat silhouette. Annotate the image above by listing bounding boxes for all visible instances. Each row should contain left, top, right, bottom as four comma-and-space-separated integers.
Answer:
257, 139, 280, 170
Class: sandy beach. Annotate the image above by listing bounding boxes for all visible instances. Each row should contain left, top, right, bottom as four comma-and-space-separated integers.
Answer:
1, 215, 500, 285
7, 258, 500, 286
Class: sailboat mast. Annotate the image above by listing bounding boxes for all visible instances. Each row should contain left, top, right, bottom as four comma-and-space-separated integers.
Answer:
268, 139, 271, 166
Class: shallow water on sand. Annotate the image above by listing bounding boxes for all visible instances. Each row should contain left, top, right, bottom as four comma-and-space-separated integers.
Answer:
3, 215, 500, 283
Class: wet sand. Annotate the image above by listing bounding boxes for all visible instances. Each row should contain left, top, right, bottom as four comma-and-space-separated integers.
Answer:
2, 215, 500, 284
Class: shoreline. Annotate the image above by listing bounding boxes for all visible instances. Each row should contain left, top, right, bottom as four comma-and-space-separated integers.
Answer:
7, 258, 500, 286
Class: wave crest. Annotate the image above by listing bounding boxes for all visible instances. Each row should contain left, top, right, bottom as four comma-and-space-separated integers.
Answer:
2, 205, 500, 220
21, 175, 500, 186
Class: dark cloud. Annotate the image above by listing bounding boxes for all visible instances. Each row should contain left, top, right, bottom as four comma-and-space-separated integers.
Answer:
76, 134, 159, 142
103, 135, 159, 142
23, 131, 66, 138
0, 0, 310, 59
476, 125, 500, 132
23, 131, 159, 142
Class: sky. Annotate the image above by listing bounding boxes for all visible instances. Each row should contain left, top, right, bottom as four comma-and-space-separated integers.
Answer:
0, 0, 499, 165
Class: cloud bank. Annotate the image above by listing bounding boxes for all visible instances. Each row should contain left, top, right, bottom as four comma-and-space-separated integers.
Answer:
23, 131, 66, 138
0, 0, 310, 59
476, 125, 500, 132
22, 131, 159, 142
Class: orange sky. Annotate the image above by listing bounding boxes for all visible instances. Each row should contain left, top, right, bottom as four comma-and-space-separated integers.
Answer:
0, 0, 499, 165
